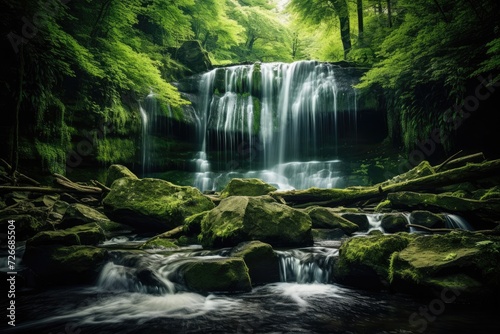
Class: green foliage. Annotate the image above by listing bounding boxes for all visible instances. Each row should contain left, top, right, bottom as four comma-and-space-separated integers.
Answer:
96, 138, 136, 164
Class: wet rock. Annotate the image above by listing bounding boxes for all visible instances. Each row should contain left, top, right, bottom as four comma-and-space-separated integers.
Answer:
334, 233, 413, 290
23, 245, 108, 286
199, 196, 312, 248
230, 241, 280, 285
105, 164, 138, 187
305, 206, 359, 234
341, 213, 370, 231
312, 228, 347, 240
59, 203, 127, 233
220, 178, 277, 198
177, 257, 251, 293
381, 213, 409, 233
409, 210, 445, 228
103, 178, 215, 232
27, 223, 105, 247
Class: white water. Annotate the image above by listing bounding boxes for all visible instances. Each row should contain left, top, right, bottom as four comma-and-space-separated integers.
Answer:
193, 61, 358, 192
444, 214, 474, 230
276, 247, 338, 284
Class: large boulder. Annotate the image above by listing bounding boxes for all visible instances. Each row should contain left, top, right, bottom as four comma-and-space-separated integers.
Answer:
390, 232, 500, 301
59, 203, 127, 233
199, 196, 313, 248
176, 257, 251, 293
230, 241, 280, 285
334, 233, 413, 290
103, 178, 215, 232
408, 210, 445, 228
220, 178, 277, 198
305, 206, 359, 235
381, 213, 409, 233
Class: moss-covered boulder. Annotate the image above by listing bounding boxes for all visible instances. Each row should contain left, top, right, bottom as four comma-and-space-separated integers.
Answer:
103, 178, 215, 232
183, 211, 210, 236
27, 223, 105, 247
199, 196, 313, 248
305, 206, 359, 235
409, 210, 445, 228
140, 237, 179, 250
105, 164, 138, 187
220, 178, 277, 198
334, 233, 414, 290
381, 213, 409, 233
0, 214, 47, 241
176, 257, 251, 293
230, 241, 280, 285
390, 232, 500, 301
23, 245, 108, 286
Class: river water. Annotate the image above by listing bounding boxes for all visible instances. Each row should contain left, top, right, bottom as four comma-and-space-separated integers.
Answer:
2, 239, 498, 334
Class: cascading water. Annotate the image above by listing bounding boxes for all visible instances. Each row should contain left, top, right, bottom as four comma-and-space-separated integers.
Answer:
193, 60, 359, 192
139, 91, 172, 176
444, 214, 474, 230
276, 247, 338, 284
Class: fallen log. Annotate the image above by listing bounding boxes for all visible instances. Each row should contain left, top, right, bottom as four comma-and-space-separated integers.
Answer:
53, 173, 102, 193
435, 152, 485, 172
0, 186, 100, 194
270, 158, 500, 207
145, 225, 184, 244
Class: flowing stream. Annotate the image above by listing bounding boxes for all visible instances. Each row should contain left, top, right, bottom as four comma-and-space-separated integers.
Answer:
4, 232, 494, 334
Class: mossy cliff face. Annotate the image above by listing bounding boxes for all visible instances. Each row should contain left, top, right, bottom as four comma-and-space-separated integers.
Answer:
103, 178, 215, 232
199, 195, 313, 248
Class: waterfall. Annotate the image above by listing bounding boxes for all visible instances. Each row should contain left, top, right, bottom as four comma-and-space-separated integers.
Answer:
444, 214, 474, 230
366, 214, 384, 233
139, 91, 170, 176
192, 61, 358, 192
276, 247, 338, 284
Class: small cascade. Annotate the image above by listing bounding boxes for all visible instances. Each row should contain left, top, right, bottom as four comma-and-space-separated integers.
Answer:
366, 213, 384, 233
276, 247, 338, 284
192, 60, 359, 192
444, 214, 474, 230
139, 103, 149, 176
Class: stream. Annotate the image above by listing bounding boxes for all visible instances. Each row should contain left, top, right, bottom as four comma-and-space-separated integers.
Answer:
2, 236, 498, 334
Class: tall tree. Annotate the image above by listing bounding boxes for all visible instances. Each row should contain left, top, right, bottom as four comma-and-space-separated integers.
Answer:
289, 0, 352, 59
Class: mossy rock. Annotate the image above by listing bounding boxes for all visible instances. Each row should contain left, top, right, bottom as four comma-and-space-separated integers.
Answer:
27, 223, 105, 247
305, 206, 359, 235
381, 213, 409, 233
176, 40, 212, 74
183, 211, 210, 236
199, 196, 312, 248
103, 178, 215, 232
177, 257, 251, 293
374, 200, 392, 212
409, 210, 445, 228
379, 160, 435, 187
220, 178, 277, 198
105, 164, 138, 187
334, 233, 414, 290
390, 232, 500, 301
23, 245, 108, 286
341, 213, 370, 231
230, 241, 280, 285
59, 203, 126, 233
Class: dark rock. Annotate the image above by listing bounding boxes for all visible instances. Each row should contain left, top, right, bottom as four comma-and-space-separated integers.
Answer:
305, 206, 359, 234
381, 213, 409, 233
341, 213, 370, 231
230, 241, 280, 285
105, 164, 138, 187
409, 210, 445, 228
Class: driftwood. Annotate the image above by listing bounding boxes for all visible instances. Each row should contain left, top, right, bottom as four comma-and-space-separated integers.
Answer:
0, 173, 103, 195
53, 173, 102, 194
435, 152, 485, 172
145, 225, 184, 244
270, 158, 500, 207
0, 158, 41, 186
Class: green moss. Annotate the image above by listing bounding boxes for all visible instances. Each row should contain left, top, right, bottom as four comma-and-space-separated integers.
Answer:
252, 97, 261, 134
140, 237, 179, 250
181, 258, 251, 293
35, 140, 67, 174
375, 200, 392, 212
51, 245, 108, 273
220, 178, 277, 198
183, 211, 210, 236
96, 138, 135, 164
27, 223, 105, 247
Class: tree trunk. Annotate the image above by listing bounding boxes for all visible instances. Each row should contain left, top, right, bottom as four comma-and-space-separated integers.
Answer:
387, 0, 392, 28
330, 0, 351, 59
357, 0, 364, 37
11, 44, 24, 184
